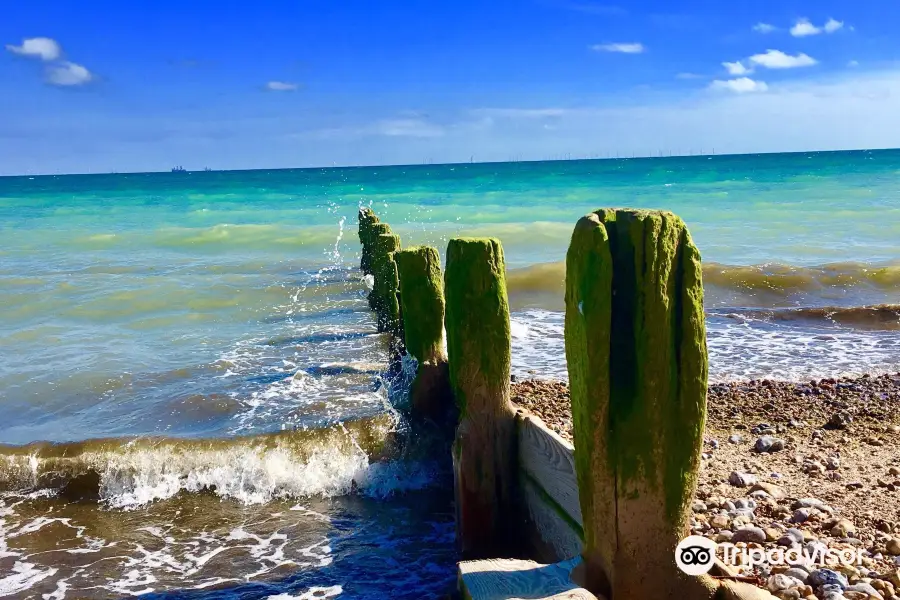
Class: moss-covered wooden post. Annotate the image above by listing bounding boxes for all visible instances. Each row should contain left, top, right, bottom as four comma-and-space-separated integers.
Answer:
371, 233, 402, 334
358, 207, 380, 275
395, 246, 453, 423
445, 237, 520, 559
365, 223, 392, 310
565, 209, 773, 600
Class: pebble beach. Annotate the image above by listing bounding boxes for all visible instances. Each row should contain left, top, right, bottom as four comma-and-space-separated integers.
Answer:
513, 374, 900, 600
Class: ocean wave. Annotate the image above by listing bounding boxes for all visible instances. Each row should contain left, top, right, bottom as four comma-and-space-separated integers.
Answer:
0, 414, 417, 507
505, 260, 900, 310
723, 305, 900, 331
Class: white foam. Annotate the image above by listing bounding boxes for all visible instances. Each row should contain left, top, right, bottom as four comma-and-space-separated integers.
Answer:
266, 587, 343, 600
509, 309, 900, 382
0, 562, 58, 598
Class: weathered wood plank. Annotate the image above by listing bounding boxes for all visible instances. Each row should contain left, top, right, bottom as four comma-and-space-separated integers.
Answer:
521, 475, 583, 564
517, 412, 583, 528
458, 556, 600, 600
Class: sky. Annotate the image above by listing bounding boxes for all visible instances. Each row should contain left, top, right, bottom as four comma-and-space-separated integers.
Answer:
1, 0, 899, 175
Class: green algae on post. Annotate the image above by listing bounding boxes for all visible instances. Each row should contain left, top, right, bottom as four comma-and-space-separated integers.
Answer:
564, 209, 710, 599
395, 246, 446, 364
357, 207, 380, 275
365, 223, 392, 309
444, 237, 519, 559
395, 246, 452, 422
372, 233, 401, 333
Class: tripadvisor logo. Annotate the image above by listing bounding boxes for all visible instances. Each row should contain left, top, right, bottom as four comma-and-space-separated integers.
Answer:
676, 535, 866, 576
676, 536, 717, 576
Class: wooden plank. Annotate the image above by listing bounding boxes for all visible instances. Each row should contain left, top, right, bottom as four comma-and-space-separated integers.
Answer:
521, 475, 583, 564
458, 556, 600, 600
517, 412, 583, 528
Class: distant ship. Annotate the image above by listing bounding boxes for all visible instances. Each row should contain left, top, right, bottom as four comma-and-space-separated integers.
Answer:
204, 167, 212, 172
171, 166, 186, 172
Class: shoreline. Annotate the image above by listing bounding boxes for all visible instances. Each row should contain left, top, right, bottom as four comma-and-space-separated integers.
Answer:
513, 373, 900, 598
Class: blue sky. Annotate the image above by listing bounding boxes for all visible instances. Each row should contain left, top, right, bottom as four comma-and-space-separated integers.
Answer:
1, 0, 898, 175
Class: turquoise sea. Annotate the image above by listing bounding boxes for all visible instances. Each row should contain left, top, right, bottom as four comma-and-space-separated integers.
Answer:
2, 150, 900, 598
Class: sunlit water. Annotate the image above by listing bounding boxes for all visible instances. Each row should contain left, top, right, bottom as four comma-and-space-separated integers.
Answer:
2, 150, 900, 598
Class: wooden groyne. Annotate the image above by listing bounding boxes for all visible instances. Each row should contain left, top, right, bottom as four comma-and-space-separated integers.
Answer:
356, 207, 775, 600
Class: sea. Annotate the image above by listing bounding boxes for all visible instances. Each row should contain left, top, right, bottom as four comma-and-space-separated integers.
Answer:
2, 150, 900, 599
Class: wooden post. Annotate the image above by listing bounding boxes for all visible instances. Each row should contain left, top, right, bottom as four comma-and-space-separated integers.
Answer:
445, 237, 520, 559
358, 207, 380, 275
564, 209, 773, 600
395, 246, 453, 423
371, 233, 402, 334
366, 223, 391, 310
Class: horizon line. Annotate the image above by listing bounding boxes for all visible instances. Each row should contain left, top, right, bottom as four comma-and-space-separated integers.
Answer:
1, 146, 898, 179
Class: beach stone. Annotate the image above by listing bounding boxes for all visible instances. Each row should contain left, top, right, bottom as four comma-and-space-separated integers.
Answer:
769, 574, 806, 592
751, 482, 787, 499
711, 514, 731, 528
730, 471, 759, 487
729, 434, 744, 444
692, 500, 708, 513
765, 527, 782, 542
732, 527, 767, 543
887, 538, 900, 556
846, 583, 884, 599
792, 508, 814, 523
828, 411, 853, 429
832, 519, 857, 538
716, 530, 734, 543
784, 568, 811, 582
826, 457, 842, 470
756, 435, 786, 453
810, 568, 849, 590
793, 498, 827, 510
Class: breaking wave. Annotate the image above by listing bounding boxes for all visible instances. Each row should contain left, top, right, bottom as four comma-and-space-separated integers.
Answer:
0, 414, 438, 508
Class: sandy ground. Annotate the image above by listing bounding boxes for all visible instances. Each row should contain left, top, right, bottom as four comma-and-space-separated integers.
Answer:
512, 374, 900, 600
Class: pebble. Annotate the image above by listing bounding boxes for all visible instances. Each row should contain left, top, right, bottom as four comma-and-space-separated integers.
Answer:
810, 568, 849, 590
768, 573, 806, 592
751, 482, 787, 499
831, 519, 857, 538
755, 435, 787, 453
792, 508, 814, 523
711, 514, 731, 529
783, 567, 811, 582
730, 471, 759, 487
728, 434, 743, 444
845, 583, 884, 599
887, 538, 900, 556
732, 527, 767, 543
692, 500, 707, 513
715, 531, 734, 543
828, 411, 853, 429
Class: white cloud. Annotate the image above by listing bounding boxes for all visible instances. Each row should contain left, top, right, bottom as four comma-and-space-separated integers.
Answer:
709, 77, 769, 93
676, 73, 704, 80
591, 42, 644, 54
790, 18, 821, 37
749, 49, 817, 69
848, 60, 859, 68
5, 37, 61, 61
753, 23, 776, 33
790, 17, 845, 36
723, 61, 752, 76
824, 18, 844, 33
266, 81, 298, 91
45, 61, 93, 86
